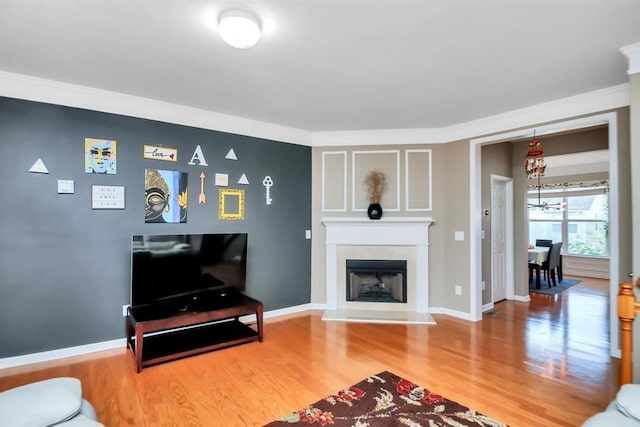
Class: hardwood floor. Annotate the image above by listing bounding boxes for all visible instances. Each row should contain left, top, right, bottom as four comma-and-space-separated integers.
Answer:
0, 276, 618, 426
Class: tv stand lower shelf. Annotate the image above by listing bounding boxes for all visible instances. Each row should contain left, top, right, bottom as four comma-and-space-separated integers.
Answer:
125, 294, 263, 372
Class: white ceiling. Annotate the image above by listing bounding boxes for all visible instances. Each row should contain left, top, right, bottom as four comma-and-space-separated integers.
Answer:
1, 1, 639, 132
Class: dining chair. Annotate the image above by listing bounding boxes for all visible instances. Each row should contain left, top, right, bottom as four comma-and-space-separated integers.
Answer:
535, 239, 553, 247
534, 239, 554, 282
541, 242, 562, 287
528, 259, 542, 289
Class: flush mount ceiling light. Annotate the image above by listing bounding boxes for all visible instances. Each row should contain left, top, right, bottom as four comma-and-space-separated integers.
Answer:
218, 9, 262, 49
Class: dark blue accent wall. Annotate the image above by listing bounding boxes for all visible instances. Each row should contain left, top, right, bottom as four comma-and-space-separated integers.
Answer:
0, 97, 311, 357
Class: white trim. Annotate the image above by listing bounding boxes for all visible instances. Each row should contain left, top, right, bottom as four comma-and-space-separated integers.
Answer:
351, 150, 401, 212
0, 71, 628, 148
513, 294, 531, 303
470, 142, 482, 321
0, 303, 319, 370
482, 303, 495, 312
405, 149, 433, 211
0, 71, 312, 146
428, 307, 476, 321
490, 175, 515, 301
470, 111, 620, 358
310, 84, 629, 146
262, 303, 320, 319
621, 42, 640, 75
321, 151, 347, 212
0, 338, 125, 370
607, 114, 620, 359
322, 217, 434, 313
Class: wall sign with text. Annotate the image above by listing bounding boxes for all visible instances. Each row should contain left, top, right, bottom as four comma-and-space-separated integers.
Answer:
143, 145, 177, 162
92, 185, 125, 209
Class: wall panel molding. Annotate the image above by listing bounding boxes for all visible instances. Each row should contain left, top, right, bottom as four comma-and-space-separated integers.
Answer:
405, 149, 432, 211
322, 151, 347, 212
352, 150, 400, 212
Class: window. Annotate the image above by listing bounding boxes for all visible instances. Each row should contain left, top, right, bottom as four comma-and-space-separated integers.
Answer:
528, 187, 608, 257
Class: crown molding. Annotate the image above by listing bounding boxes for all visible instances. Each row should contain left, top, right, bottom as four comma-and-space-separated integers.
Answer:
0, 71, 630, 147
621, 42, 640, 75
310, 84, 629, 146
0, 71, 313, 146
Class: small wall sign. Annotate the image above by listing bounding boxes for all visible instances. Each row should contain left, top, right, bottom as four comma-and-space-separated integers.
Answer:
92, 185, 125, 209
143, 145, 177, 162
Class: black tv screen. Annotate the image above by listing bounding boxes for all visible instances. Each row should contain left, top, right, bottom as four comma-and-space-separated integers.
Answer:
130, 233, 247, 307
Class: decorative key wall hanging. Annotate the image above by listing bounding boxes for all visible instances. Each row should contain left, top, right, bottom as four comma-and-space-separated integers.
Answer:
263, 176, 273, 205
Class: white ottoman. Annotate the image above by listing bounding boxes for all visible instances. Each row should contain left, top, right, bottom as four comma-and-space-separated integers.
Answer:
0, 377, 103, 427
582, 384, 640, 426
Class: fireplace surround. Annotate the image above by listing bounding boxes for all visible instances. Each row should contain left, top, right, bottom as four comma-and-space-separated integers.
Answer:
322, 217, 434, 324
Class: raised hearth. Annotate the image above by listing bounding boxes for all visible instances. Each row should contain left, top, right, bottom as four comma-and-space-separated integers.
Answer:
322, 217, 434, 324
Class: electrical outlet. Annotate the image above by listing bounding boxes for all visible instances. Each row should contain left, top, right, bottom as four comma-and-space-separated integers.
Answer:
122, 304, 129, 317
482, 281, 486, 290
305, 229, 311, 239
455, 285, 462, 295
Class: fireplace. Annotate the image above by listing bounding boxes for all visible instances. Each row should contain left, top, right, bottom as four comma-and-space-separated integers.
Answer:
346, 259, 407, 303
322, 217, 434, 324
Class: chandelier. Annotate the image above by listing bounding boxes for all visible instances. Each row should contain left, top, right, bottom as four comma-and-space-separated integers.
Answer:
524, 132, 564, 211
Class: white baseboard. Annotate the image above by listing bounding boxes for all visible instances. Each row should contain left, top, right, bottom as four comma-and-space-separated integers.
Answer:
0, 303, 324, 370
428, 307, 477, 321
0, 338, 126, 370
264, 303, 324, 318
1, 302, 482, 370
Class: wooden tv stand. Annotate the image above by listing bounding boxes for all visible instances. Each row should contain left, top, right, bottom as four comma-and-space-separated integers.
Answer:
125, 293, 263, 373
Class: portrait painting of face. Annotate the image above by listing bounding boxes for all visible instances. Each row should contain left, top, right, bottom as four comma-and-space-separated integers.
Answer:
85, 138, 117, 174
145, 168, 188, 223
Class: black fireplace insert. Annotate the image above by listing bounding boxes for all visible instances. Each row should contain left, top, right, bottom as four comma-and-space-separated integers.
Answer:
346, 259, 407, 303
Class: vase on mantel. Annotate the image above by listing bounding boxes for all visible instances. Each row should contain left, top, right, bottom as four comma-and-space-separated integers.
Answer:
367, 203, 383, 220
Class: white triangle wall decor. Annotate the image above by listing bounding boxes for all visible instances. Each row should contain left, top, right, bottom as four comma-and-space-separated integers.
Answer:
29, 158, 49, 174
225, 148, 238, 160
238, 174, 249, 185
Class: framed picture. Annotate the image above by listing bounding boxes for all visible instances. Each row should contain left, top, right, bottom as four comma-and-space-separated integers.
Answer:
144, 168, 188, 223
218, 188, 245, 220
85, 138, 117, 174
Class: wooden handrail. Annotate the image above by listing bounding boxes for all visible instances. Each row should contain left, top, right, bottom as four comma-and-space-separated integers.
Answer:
618, 278, 640, 384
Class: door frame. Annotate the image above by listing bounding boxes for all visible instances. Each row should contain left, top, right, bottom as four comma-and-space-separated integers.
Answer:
490, 175, 514, 303
469, 111, 620, 358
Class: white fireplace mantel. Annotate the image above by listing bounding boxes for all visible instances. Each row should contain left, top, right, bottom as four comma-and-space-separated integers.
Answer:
322, 217, 434, 316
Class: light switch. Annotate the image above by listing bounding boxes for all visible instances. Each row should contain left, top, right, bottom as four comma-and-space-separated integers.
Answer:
57, 179, 74, 194
454, 231, 464, 241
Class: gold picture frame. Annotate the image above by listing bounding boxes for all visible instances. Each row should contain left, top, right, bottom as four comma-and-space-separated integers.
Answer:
218, 188, 245, 220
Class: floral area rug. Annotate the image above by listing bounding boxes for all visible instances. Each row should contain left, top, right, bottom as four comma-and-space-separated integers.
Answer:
265, 371, 508, 426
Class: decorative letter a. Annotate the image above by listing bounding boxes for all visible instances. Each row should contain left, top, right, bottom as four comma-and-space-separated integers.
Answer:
188, 145, 208, 166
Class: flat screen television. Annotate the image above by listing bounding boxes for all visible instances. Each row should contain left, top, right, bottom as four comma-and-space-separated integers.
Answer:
130, 233, 248, 310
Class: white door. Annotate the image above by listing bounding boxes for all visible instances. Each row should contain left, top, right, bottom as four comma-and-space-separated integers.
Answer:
491, 179, 507, 302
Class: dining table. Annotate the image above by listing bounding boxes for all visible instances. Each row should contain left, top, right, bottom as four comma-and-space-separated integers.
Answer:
528, 246, 549, 265
528, 246, 548, 289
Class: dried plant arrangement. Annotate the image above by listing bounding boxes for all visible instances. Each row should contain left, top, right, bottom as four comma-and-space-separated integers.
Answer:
364, 170, 387, 204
